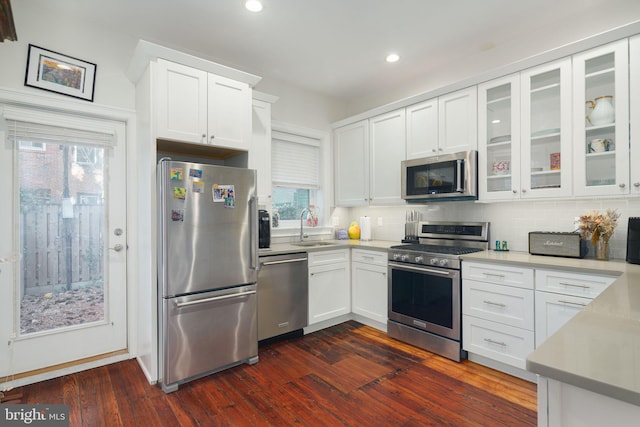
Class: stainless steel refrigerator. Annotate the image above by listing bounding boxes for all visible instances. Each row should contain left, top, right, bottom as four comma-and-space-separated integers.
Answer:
157, 158, 259, 393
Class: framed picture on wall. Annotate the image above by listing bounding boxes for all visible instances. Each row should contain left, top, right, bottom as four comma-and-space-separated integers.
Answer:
24, 44, 96, 102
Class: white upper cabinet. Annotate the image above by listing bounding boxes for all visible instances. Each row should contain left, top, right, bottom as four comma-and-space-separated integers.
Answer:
573, 40, 629, 196
438, 87, 478, 154
207, 73, 251, 150
478, 74, 521, 201
406, 99, 438, 159
406, 88, 477, 160
334, 111, 406, 207
156, 59, 208, 144
520, 58, 572, 199
156, 59, 251, 150
479, 60, 572, 201
249, 98, 272, 205
630, 35, 640, 195
334, 120, 370, 206
369, 109, 406, 205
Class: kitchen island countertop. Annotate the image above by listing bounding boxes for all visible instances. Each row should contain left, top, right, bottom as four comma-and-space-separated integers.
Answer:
462, 250, 640, 407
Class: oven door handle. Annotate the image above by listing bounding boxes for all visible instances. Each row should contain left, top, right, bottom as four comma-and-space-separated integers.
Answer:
389, 261, 452, 277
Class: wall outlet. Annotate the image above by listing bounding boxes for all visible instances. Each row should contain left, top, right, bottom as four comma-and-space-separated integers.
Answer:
332, 216, 339, 226
377, 217, 383, 226
573, 217, 580, 232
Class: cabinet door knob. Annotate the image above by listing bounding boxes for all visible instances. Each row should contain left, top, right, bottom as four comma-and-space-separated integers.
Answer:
202, 134, 206, 138
522, 188, 527, 193
210, 135, 215, 140
512, 189, 517, 194
431, 149, 437, 153
634, 182, 640, 188
619, 183, 626, 188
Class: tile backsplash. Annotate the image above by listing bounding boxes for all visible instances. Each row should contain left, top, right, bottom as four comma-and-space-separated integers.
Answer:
336, 198, 640, 260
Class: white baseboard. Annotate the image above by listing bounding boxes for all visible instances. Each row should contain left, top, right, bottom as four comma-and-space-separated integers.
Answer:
467, 352, 538, 383
1, 352, 131, 391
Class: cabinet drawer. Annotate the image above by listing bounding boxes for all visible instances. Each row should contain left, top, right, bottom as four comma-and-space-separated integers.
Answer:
351, 249, 388, 266
535, 269, 616, 298
463, 280, 534, 330
463, 316, 534, 370
462, 261, 534, 289
308, 249, 350, 267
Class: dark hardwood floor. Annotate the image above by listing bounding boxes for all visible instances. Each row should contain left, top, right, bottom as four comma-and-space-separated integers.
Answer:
10, 321, 537, 426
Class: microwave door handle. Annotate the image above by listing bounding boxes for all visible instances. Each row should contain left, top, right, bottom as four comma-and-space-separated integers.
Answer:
456, 159, 464, 192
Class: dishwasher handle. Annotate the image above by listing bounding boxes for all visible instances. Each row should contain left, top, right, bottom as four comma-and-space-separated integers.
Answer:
174, 290, 256, 308
260, 257, 307, 267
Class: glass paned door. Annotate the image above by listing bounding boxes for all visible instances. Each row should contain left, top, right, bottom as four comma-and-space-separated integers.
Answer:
573, 40, 629, 196
486, 82, 514, 193
521, 58, 572, 198
478, 74, 520, 200
18, 141, 105, 335
0, 111, 127, 380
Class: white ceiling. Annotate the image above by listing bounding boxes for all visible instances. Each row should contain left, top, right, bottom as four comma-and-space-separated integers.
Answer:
29, 0, 640, 103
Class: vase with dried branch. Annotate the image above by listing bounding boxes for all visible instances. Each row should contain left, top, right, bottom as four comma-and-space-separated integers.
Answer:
578, 209, 620, 260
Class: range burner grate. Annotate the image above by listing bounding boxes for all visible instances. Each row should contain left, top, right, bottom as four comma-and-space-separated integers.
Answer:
390, 244, 484, 256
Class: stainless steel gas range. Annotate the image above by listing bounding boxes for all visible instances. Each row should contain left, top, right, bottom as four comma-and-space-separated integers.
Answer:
387, 221, 489, 362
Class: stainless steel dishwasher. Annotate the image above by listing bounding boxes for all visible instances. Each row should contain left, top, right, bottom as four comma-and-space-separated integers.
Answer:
258, 252, 308, 341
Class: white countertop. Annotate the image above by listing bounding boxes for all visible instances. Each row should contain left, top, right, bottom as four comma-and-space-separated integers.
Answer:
462, 250, 640, 406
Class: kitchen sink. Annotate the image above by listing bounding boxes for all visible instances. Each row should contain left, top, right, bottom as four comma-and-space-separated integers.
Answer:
291, 241, 336, 247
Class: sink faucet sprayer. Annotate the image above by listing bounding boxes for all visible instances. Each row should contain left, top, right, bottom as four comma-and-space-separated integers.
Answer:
300, 207, 312, 242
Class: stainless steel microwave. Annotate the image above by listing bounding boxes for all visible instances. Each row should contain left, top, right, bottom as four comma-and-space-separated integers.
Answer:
401, 150, 478, 202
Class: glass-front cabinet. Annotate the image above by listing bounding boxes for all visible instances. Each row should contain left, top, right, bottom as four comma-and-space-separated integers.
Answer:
520, 59, 572, 198
479, 60, 571, 201
478, 74, 521, 200
572, 40, 629, 196
630, 35, 640, 195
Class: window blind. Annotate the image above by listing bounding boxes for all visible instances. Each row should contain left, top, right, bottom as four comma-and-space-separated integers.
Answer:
271, 130, 320, 189
6, 120, 115, 148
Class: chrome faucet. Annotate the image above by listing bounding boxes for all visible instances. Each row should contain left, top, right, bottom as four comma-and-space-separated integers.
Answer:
300, 207, 312, 242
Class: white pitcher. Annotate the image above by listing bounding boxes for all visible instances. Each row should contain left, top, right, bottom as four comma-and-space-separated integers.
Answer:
587, 95, 614, 126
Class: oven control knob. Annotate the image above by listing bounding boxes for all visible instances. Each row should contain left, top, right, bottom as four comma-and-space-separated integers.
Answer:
401, 254, 410, 262
414, 256, 424, 264
430, 258, 439, 265
393, 253, 401, 261
439, 259, 449, 267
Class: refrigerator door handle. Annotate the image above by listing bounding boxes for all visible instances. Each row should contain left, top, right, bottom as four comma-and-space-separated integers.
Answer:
173, 290, 256, 308
249, 195, 258, 270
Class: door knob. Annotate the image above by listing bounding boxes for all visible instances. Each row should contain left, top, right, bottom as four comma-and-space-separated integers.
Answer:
114, 228, 123, 236
109, 244, 124, 252
619, 183, 626, 188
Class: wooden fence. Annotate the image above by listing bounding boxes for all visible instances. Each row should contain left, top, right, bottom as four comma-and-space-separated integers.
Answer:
21, 204, 104, 295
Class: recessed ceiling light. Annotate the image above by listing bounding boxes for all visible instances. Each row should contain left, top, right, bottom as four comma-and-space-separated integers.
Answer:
491, 119, 501, 124
245, 0, 263, 12
386, 53, 400, 63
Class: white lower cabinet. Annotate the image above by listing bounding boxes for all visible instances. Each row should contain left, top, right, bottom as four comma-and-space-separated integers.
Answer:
535, 269, 617, 346
463, 316, 535, 369
462, 261, 534, 371
463, 262, 618, 378
535, 292, 591, 346
351, 249, 388, 326
539, 378, 640, 427
308, 249, 351, 325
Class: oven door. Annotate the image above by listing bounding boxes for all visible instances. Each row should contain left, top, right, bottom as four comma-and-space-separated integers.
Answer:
388, 261, 461, 340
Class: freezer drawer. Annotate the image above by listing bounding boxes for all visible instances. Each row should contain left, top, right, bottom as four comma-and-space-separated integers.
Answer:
160, 284, 258, 392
